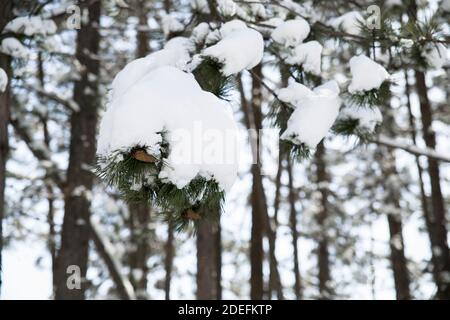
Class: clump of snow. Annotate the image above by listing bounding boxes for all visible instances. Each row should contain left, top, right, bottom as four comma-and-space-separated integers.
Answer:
98, 66, 239, 191
203, 26, 264, 76
220, 20, 247, 37
191, 0, 210, 13
285, 41, 323, 75
191, 22, 210, 45
280, 81, 341, 148
271, 18, 310, 47
423, 43, 447, 69
348, 55, 390, 93
339, 106, 382, 133
111, 48, 190, 100
218, 0, 237, 17
0, 68, 7, 93
5, 16, 57, 36
0, 38, 29, 58
160, 13, 184, 37
329, 11, 364, 35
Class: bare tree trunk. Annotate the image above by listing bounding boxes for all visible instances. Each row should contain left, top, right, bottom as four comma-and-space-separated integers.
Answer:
249, 65, 265, 300
287, 157, 302, 299
314, 142, 332, 298
127, 203, 151, 298
0, 0, 14, 296
414, 71, 450, 299
196, 215, 219, 299
164, 219, 174, 300
54, 1, 101, 299
215, 218, 222, 300
407, 1, 450, 299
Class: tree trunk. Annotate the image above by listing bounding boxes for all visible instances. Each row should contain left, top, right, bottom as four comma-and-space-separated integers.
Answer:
414, 71, 450, 299
0, 0, 14, 296
314, 142, 332, 298
407, 1, 450, 299
196, 215, 219, 299
164, 219, 174, 300
249, 65, 265, 300
54, 1, 101, 299
127, 203, 151, 298
287, 156, 302, 299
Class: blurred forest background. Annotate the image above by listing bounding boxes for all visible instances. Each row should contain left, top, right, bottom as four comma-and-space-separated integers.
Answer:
0, 0, 449, 300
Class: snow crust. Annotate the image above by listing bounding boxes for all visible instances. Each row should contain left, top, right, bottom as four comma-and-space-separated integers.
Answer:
280, 81, 341, 148
5, 16, 57, 36
348, 55, 389, 93
271, 18, 310, 47
98, 66, 239, 191
285, 41, 323, 75
203, 26, 264, 76
329, 11, 364, 35
0, 38, 29, 58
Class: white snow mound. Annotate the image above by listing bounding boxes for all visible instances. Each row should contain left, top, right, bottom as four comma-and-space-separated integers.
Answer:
98, 66, 239, 191
285, 41, 323, 75
271, 18, 310, 47
203, 27, 264, 76
348, 55, 389, 93
280, 80, 341, 148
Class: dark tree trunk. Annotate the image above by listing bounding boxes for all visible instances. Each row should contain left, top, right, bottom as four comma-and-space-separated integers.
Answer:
127, 203, 151, 298
249, 65, 265, 300
414, 72, 450, 299
287, 157, 302, 299
0, 0, 14, 296
196, 215, 219, 299
54, 1, 101, 299
314, 142, 332, 298
164, 219, 174, 300
407, 1, 450, 299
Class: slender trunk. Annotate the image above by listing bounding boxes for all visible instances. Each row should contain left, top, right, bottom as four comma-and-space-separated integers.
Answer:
127, 203, 150, 298
164, 219, 174, 300
54, 1, 101, 299
287, 157, 302, 299
407, 1, 450, 299
249, 65, 264, 299
196, 215, 218, 299
0, 0, 14, 296
215, 218, 222, 300
378, 100, 411, 299
314, 142, 332, 298
414, 72, 450, 299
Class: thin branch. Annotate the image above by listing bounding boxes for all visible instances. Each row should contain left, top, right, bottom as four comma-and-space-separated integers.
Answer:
89, 217, 137, 300
370, 135, 450, 163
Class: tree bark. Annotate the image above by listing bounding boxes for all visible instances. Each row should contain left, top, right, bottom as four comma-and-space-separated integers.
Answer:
196, 215, 219, 299
0, 0, 14, 296
127, 202, 151, 298
54, 1, 101, 299
314, 142, 332, 298
407, 1, 450, 299
414, 71, 450, 299
287, 157, 302, 299
164, 219, 174, 300
249, 65, 265, 300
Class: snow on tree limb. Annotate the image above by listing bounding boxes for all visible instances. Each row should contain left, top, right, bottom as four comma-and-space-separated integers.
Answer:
371, 135, 450, 163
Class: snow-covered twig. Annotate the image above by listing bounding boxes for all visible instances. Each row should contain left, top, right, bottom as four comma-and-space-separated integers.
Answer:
371, 135, 450, 163
89, 217, 137, 300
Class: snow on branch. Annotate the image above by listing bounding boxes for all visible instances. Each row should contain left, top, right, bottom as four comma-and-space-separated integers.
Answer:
20, 83, 80, 112
371, 135, 450, 163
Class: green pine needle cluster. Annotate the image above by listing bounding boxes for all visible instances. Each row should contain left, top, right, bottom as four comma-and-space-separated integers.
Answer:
192, 57, 235, 99
345, 81, 392, 108
332, 117, 378, 143
95, 143, 225, 231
